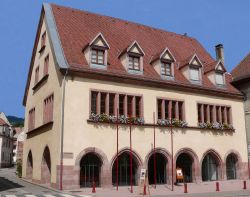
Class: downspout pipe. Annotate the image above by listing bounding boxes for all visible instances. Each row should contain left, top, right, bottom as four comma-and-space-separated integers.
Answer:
60, 69, 68, 190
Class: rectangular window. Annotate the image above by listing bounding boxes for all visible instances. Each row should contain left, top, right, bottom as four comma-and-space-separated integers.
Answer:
135, 96, 141, 117
198, 103, 232, 125
161, 62, 172, 76
157, 99, 162, 119
215, 73, 224, 85
41, 31, 46, 48
164, 100, 169, 119
100, 93, 107, 114
43, 94, 54, 124
157, 98, 184, 120
128, 56, 140, 71
127, 96, 133, 117
119, 95, 125, 116
90, 91, 142, 118
109, 94, 115, 115
28, 108, 35, 131
190, 67, 200, 81
91, 49, 104, 65
91, 92, 98, 114
44, 55, 49, 76
35, 66, 39, 85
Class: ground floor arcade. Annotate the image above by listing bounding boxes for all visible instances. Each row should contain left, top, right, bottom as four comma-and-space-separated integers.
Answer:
23, 146, 248, 189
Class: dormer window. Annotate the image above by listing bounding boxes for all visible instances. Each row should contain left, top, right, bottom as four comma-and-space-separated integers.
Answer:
119, 41, 144, 75
161, 62, 172, 76
151, 48, 175, 80
190, 66, 200, 81
91, 48, 104, 65
205, 60, 226, 87
128, 55, 140, 71
215, 72, 224, 85
187, 54, 203, 84
83, 33, 110, 69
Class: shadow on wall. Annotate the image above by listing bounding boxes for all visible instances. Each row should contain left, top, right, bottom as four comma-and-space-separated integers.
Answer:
0, 176, 23, 191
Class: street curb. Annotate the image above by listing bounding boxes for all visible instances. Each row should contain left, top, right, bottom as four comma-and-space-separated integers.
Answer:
21, 177, 61, 193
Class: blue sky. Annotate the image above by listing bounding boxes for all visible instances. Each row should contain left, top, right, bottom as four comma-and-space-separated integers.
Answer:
0, 0, 250, 117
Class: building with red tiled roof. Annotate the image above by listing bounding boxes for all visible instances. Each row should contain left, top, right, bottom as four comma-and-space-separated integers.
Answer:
231, 52, 250, 169
22, 3, 248, 190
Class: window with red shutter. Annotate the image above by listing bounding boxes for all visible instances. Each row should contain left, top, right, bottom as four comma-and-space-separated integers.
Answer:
44, 55, 49, 76
44, 94, 54, 124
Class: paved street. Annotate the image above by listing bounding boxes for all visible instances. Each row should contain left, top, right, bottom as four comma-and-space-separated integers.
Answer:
0, 168, 91, 197
1, 168, 250, 197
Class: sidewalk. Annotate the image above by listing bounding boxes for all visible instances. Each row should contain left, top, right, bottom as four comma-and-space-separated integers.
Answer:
66, 180, 250, 197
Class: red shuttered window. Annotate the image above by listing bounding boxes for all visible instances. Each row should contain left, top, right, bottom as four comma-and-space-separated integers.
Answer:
35, 66, 39, 85
43, 94, 54, 124
28, 108, 35, 131
44, 55, 49, 76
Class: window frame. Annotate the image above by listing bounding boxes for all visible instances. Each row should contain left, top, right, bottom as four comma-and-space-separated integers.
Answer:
197, 102, 232, 125
90, 90, 143, 118
128, 54, 141, 71
161, 61, 172, 77
215, 71, 225, 86
43, 94, 54, 124
189, 65, 201, 82
156, 97, 185, 121
91, 48, 105, 65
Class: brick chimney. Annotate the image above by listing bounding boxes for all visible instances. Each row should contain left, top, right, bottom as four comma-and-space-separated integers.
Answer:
215, 44, 224, 64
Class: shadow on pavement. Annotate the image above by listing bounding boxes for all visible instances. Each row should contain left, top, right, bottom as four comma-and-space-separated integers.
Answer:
0, 176, 24, 191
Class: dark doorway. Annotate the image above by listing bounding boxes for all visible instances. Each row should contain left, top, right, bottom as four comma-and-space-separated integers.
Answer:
41, 147, 51, 185
26, 151, 33, 179
176, 153, 193, 182
202, 153, 219, 181
148, 153, 167, 184
112, 152, 138, 186
80, 153, 102, 187
226, 154, 237, 180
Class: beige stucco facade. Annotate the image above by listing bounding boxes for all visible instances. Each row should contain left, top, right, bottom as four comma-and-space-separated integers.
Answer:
22, 5, 249, 190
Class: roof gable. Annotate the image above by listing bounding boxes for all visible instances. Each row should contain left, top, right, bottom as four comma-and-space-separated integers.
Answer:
89, 32, 110, 49
160, 48, 176, 62
127, 41, 145, 55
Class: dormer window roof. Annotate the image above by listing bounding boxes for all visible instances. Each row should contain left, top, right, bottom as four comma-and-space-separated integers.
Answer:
84, 33, 110, 69
89, 32, 110, 49
215, 60, 226, 86
183, 54, 203, 84
126, 41, 145, 56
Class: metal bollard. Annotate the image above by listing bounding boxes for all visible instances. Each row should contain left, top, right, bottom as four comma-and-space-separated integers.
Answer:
92, 181, 96, 193
216, 182, 220, 192
184, 183, 188, 193
243, 180, 247, 190
143, 184, 147, 195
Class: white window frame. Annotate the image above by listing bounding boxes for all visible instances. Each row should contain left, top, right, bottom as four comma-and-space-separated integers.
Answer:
189, 66, 201, 81
215, 72, 225, 86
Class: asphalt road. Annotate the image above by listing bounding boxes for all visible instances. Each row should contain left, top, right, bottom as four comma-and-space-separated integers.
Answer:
0, 168, 90, 197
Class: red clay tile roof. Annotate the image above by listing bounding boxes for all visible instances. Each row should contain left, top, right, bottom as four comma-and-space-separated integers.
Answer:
0, 118, 8, 126
50, 4, 241, 96
231, 52, 250, 81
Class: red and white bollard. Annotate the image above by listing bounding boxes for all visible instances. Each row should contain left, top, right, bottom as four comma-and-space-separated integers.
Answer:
184, 183, 188, 193
216, 182, 220, 192
243, 180, 247, 190
92, 181, 96, 193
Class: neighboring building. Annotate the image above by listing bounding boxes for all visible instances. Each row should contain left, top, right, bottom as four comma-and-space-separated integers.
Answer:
13, 127, 25, 164
231, 52, 250, 176
22, 3, 248, 190
0, 113, 14, 168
